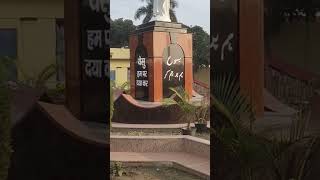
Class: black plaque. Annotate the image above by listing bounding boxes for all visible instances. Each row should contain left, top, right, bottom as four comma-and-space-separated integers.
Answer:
212, 0, 239, 77
135, 42, 149, 101
80, 0, 109, 122
162, 44, 185, 98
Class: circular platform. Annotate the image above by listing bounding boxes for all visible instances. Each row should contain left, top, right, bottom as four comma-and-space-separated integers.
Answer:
112, 91, 204, 124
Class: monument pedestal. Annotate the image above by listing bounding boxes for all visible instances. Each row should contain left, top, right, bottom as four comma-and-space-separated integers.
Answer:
129, 21, 193, 102
112, 21, 195, 124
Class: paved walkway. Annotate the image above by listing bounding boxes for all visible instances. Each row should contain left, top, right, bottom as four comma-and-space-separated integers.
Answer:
110, 152, 210, 178
254, 93, 320, 137
264, 88, 297, 114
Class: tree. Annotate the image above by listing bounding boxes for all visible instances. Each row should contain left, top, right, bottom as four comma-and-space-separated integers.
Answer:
134, 0, 179, 24
110, 18, 136, 47
187, 26, 210, 71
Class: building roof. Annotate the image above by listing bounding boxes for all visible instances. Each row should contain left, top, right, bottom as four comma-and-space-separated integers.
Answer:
110, 48, 130, 60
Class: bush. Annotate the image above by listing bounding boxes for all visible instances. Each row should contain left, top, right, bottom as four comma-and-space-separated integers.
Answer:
110, 82, 114, 128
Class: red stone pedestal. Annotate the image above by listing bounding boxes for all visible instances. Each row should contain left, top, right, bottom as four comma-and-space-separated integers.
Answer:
129, 21, 193, 102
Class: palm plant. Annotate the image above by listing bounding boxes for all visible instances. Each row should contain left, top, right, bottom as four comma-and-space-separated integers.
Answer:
163, 86, 196, 132
196, 97, 210, 122
211, 74, 265, 179
135, 0, 178, 24
264, 110, 318, 180
211, 74, 319, 180
211, 74, 255, 136
117, 81, 130, 94
17, 63, 57, 89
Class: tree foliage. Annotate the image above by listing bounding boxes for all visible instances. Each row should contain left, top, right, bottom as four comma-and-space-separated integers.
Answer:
110, 18, 136, 48
187, 26, 210, 71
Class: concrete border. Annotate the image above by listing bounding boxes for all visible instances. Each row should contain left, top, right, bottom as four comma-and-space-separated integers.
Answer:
112, 121, 210, 129
110, 160, 209, 180
111, 135, 210, 158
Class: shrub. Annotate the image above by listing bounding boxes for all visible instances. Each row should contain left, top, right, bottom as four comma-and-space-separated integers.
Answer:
110, 82, 114, 128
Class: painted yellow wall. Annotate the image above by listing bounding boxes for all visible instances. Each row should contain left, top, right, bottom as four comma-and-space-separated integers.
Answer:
0, 0, 64, 18
0, 0, 64, 88
110, 48, 130, 86
0, 1, 133, 89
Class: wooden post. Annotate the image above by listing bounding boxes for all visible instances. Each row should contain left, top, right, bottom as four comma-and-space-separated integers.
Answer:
212, 0, 264, 118
65, 0, 81, 119
239, 0, 265, 117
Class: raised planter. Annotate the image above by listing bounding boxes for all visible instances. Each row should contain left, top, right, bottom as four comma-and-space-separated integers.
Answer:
110, 161, 210, 180
110, 135, 210, 159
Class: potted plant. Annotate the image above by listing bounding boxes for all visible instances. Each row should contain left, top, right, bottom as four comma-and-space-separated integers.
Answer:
163, 86, 197, 136
195, 104, 209, 133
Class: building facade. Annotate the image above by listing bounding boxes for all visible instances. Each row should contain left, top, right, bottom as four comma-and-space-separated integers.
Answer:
110, 48, 130, 86
0, 0, 64, 88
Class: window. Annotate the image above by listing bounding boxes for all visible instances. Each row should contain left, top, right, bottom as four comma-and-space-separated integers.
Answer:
110, 70, 116, 81
0, 29, 17, 81
0, 29, 17, 58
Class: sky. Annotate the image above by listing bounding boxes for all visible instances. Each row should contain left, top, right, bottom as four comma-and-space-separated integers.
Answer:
110, 0, 210, 34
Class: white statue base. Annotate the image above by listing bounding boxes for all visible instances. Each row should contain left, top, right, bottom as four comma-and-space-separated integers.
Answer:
150, 16, 171, 22
150, 0, 171, 22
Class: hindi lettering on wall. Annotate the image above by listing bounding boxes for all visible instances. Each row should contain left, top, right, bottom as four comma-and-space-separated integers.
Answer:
135, 45, 149, 100
80, 0, 109, 122
162, 44, 185, 98
212, 0, 239, 77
